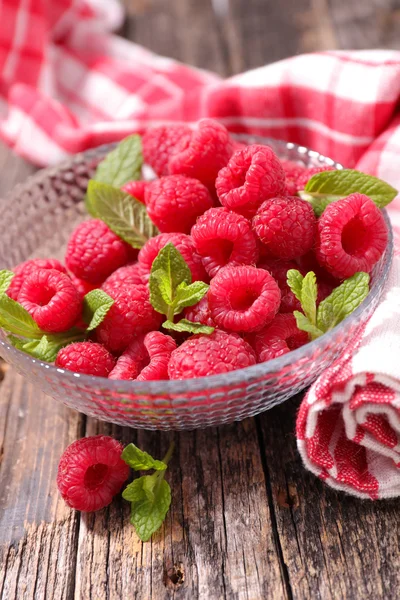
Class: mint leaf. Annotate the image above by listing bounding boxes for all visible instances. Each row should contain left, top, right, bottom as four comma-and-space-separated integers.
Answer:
0, 270, 14, 295
95, 135, 143, 187
317, 272, 370, 331
122, 443, 167, 471
174, 281, 209, 314
8, 328, 85, 362
305, 170, 398, 209
287, 269, 304, 303
129, 476, 171, 542
293, 311, 324, 339
163, 319, 214, 335
86, 180, 158, 248
301, 272, 317, 325
0, 295, 42, 338
149, 244, 192, 319
150, 269, 173, 315
83, 289, 114, 332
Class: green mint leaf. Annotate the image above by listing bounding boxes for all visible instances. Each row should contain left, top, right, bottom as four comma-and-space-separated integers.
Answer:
305, 169, 398, 209
287, 269, 304, 303
122, 443, 167, 471
317, 272, 370, 332
83, 289, 114, 332
0, 270, 14, 295
149, 243, 192, 317
86, 180, 158, 248
173, 281, 209, 314
293, 311, 324, 339
301, 272, 317, 325
163, 319, 214, 335
8, 329, 85, 362
0, 295, 42, 339
149, 269, 173, 315
128, 475, 172, 542
306, 195, 338, 217
95, 135, 143, 187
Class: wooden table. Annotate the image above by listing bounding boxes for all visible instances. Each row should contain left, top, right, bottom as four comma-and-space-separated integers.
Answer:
1, 1, 400, 598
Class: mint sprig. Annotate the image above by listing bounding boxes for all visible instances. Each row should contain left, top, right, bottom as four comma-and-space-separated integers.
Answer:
149, 244, 212, 333
300, 169, 398, 214
94, 135, 143, 188
163, 319, 214, 335
122, 442, 174, 542
83, 289, 114, 332
287, 269, 370, 339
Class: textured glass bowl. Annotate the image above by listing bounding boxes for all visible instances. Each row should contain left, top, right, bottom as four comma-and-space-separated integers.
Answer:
0, 137, 393, 430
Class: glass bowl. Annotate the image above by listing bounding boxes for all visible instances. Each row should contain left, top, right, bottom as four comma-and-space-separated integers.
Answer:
0, 137, 393, 430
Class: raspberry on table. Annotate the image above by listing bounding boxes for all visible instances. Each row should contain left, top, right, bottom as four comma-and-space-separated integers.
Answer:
253, 196, 316, 260
138, 232, 207, 283
183, 295, 216, 328
66, 219, 134, 285
258, 259, 303, 313
248, 313, 308, 362
208, 265, 281, 332
102, 263, 143, 295
57, 435, 130, 512
121, 180, 148, 204
191, 207, 259, 278
109, 331, 176, 380
7, 258, 66, 301
56, 341, 116, 377
315, 193, 388, 279
168, 329, 256, 379
142, 124, 192, 177
145, 175, 213, 234
96, 284, 162, 353
169, 119, 234, 192
216, 144, 286, 218
18, 269, 82, 333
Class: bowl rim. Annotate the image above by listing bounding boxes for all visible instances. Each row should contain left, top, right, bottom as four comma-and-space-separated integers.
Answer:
0, 139, 394, 395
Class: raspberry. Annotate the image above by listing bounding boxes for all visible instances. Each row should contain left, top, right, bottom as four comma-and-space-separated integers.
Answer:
183, 295, 215, 328
248, 314, 308, 362
56, 341, 116, 377
138, 233, 207, 283
253, 196, 316, 260
295, 166, 335, 192
96, 285, 162, 353
18, 269, 82, 333
208, 265, 281, 332
66, 219, 132, 285
57, 435, 129, 512
191, 207, 258, 278
296, 250, 340, 286
281, 160, 306, 196
169, 119, 234, 192
7, 258, 66, 301
168, 329, 256, 379
102, 263, 143, 295
69, 273, 97, 300
315, 193, 388, 279
109, 331, 176, 381
121, 180, 148, 204
142, 124, 191, 177
259, 259, 302, 313
216, 145, 286, 218
145, 175, 213, 234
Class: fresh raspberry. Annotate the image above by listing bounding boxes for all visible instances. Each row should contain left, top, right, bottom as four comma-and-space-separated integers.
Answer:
248, 314, 308, 362
109, 331, 176, 381
296, 251, 340, 286
145, 175, 213, 234
281, 160, 306, 196
102, 263, 143, 295
7, 258, 66, 301
253, 196, 316, 260
168, 329, 256, 379
56, 342, 116, 377
216, 144, 286, 218
66, 219, 132, 285
208, 265, 281, 332
142, 124, 191, 177
96, 285, 162, 353
169, 119, 234, 192
259, 259, 302, 313
191, 207, 258, 278
57, 435, 129, 512
138, 233, 207, 283
18, 269, 82, 333
315, 193, 388, 279
69, 273, 97, 300
183, 295, 216, 328
295, 166, 335, 191
121, 180, 148, 204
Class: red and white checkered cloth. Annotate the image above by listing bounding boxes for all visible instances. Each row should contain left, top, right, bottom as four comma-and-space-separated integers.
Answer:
1, 0, 400, 498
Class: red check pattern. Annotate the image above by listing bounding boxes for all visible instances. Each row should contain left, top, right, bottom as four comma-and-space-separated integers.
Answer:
1, 0, 400, 498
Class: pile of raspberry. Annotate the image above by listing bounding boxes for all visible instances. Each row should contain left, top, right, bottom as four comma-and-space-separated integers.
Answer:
8, 119, 388, 381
